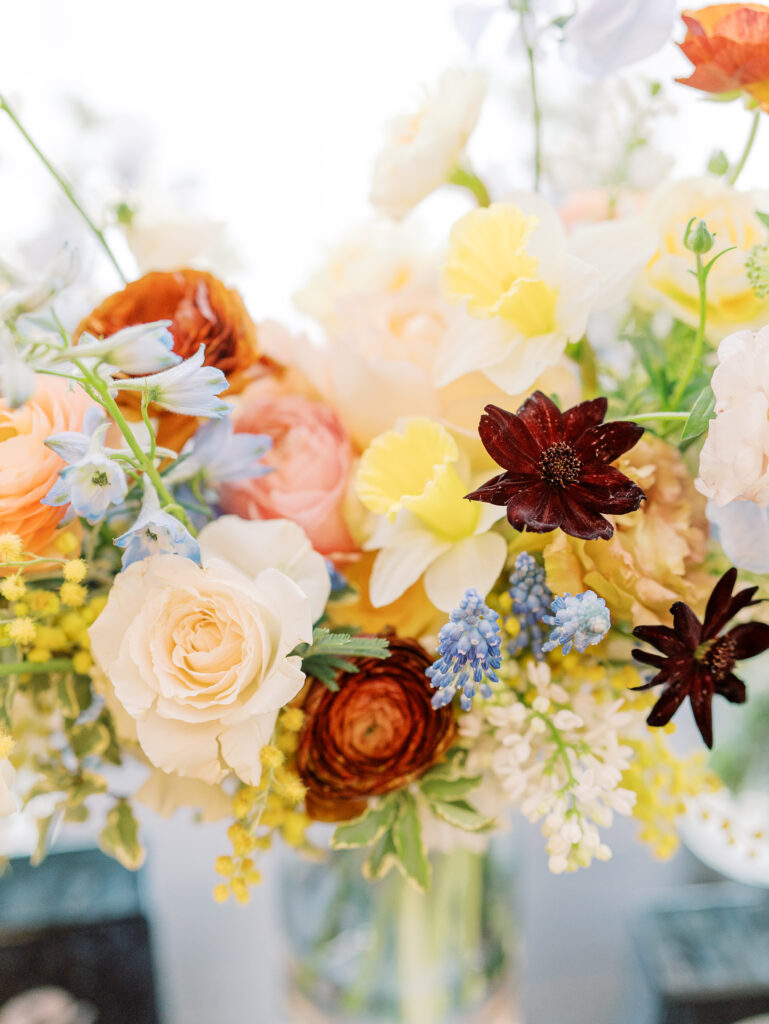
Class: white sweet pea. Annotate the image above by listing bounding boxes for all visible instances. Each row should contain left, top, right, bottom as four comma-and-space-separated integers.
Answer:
370, 68, 486, 220
68, 321, 181, 374
563, 0, 677, 77
117, 344, 229, 417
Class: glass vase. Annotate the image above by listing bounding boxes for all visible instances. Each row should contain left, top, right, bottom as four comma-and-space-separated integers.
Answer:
280, 836, 520, 1024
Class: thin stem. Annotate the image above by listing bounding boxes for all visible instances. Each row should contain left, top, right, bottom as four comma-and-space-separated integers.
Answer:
729, 108, 761, 186
447, 163, 491, 207
0, 92, 127, 284
519, 13, 542, 191
671, 252, 707, 409
0, 659, 74, 677
630, 411, 691, 423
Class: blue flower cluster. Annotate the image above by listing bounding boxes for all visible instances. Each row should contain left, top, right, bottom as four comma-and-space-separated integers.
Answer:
542, 590, 611, 656
507, 552, 552, 660
427, 588, 501, 712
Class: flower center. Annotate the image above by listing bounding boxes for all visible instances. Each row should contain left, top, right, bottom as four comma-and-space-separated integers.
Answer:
538, 442, 581, 488
91, 469, 110, 487
698, 636, 737, 682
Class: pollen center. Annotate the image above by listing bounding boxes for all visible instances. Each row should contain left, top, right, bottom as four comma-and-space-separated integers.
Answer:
538, 441, 581, 488
702, 635, 737, 682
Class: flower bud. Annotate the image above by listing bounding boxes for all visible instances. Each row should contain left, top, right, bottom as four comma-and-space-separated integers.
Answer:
684, 219, 715, 255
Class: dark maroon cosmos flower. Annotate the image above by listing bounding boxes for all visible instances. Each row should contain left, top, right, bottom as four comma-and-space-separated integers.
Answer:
466, 391, 646, 541
632, 568, 769, 749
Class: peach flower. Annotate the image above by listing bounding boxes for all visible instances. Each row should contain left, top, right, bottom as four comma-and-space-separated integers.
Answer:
222, 380, 355, 555
0, 377, 93, 555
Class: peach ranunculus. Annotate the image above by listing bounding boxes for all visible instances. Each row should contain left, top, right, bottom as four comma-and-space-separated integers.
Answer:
76, 269, 272, 450
538, 434, 712, 626
677, 5, 769, 110
88, 517, 326, 786
221, 380, 356, 555
0, 377, 93, 556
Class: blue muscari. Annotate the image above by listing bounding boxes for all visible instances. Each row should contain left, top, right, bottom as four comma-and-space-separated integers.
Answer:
507, 552, 552, 660
542, 590, 611, 656
426, 588, 501, 712
325, 560, 349, 595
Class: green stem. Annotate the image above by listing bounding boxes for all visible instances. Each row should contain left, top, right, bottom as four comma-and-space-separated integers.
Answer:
630, 411, 691, 423
0, 92, 127, 284
670, 252, 707, 409
519, 13, 542, 191
447, 163, 491, 207
729, 108, 761, 186
0, 659, 74, 677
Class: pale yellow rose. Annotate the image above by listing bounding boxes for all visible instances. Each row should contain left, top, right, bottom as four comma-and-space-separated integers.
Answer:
634, 176, 769, 341
89, 519, 319, 785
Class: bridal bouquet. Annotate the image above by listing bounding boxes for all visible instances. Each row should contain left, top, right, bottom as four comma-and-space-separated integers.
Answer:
3, 1, 769, 906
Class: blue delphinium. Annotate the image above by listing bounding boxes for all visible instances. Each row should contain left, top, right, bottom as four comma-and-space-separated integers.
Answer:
166, 417, 273, 503
542, 590, 611, 656
42, 421, 128, 524
115, 480, 201, 569
427, 588, 502, 711
507, 552, 552, 659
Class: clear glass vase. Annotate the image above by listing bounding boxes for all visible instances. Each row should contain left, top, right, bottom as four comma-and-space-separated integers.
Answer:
280, 836, 520, 1024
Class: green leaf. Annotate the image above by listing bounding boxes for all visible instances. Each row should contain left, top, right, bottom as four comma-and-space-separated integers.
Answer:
69, 720, 111, 760
68, 770, 108, 808
708, 150, 729, 176
425, 797, 494, 833
392, 793, 430, 892
419, 773, 482, 802
363, 829, 399, 882
100, 798, 145, 870
57, 675, 79, 719
331, 796, 399, 850
31, 812, 58, 866
681, 385, 716, 441
296, 628, 390, 691
757, 211, 769, 231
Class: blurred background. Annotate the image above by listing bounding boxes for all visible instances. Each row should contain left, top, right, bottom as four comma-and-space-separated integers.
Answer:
1, 2, 769, 1022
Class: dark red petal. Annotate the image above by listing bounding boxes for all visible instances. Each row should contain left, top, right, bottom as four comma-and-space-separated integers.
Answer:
562, 397, 608, 443
702, 568, 738, 639
647, 682, 690, 728
716, 672, 747, 705
719, 585, 763, 634
727, 622, 769, 661
558, 499, 614, 540
671, 601, 703, 650
573, 421, 645, 464
631, 649, 669, 670
690, 669, 714, 749
504, 482, 561, 533
466, 473, 518, 506
632, 624, 690, 657
478, 405, 541, 471
515, 391, 564, 447
526, 485, 565, 533
572, 465, 646, 514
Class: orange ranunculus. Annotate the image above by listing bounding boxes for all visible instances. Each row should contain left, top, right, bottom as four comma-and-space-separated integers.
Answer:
677, 5, 769, 110
76, 269, 274, 449
296, 638, 456, 822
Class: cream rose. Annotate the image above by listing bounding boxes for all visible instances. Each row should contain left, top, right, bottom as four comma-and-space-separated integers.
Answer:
89, 518, 325, 785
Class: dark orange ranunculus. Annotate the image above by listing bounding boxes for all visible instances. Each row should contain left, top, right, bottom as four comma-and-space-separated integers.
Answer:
76, 269, 276, 449
677, 5, 769, 110
295, 638, 457, 822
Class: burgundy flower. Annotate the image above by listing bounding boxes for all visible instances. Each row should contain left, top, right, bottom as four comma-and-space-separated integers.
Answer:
632, 568, 769, 748
466, 391, 646, 541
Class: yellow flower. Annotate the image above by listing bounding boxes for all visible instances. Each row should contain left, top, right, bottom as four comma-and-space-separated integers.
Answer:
0, 574, 26, 602
260, 745, 285, 770
0, 533, 23, 563
280, 707, 305, 732
8, 617, 35, 646
60, 583, 87, 608
63, 559, 88, 584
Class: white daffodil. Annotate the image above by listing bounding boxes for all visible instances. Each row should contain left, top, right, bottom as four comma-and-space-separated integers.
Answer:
356, 417, 507, 612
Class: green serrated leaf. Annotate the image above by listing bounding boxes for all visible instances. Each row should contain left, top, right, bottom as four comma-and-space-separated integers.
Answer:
392, 793, 430, 892
363, 828, 399, 882
100, 799, 145, 870
426, 797, 494, 832
681, 385, 716, 441
419, 773, 482, 802
331, 796, 399, 850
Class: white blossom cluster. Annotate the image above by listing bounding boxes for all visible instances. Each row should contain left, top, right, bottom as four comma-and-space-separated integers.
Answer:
461, 661, 636, 873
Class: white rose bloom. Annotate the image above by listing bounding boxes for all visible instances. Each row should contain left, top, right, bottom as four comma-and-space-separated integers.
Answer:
697, 327, 769, 506
370, 68, 486, 220
89, 518, 324, 785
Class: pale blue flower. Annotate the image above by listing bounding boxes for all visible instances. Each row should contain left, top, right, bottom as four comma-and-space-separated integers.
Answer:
66, 321, 181, 375
44, 407, 107, 463
117, 345, 229, 418
42, 423, 128, 524
427, 588, 501, 711
542, 590, 611, 656
115, 480, 201, 569
706, 499, 769, 574
165, 417, 272, 498
507, 552, 552, 660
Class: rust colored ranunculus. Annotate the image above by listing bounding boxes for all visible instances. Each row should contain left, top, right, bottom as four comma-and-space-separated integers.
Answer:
677, 5, 769, 110
76, 269, 272, 449
296, 638, 456, 822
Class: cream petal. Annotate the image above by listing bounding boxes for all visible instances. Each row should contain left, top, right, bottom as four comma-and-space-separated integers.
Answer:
482, 332, 567, 395
134, 768, 232, 823
423, 532, 507, 612
368, 526, 451, 607
136, 714, 224, 784
568, 219, 656, 311
433, 313, 517, 388
219, 711, 278, 785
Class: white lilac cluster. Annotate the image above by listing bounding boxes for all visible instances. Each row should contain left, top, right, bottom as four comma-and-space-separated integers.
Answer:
461, 661, 636, 873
